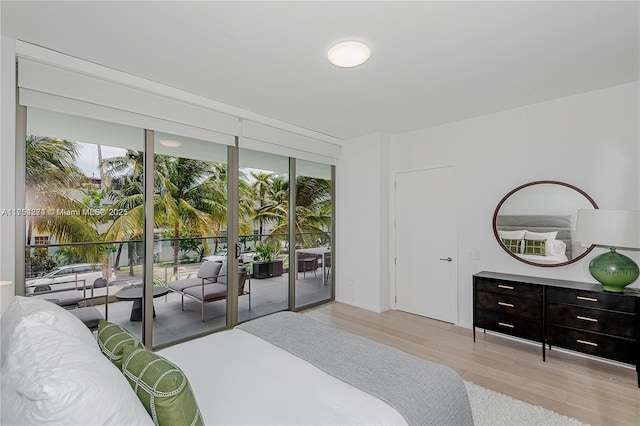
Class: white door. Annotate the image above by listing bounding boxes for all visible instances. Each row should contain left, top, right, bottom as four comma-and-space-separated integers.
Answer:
394, 166, 457, 323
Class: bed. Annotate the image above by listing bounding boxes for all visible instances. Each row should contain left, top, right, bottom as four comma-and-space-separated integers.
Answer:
496, 214, 573, 262
1, 296, 474, 426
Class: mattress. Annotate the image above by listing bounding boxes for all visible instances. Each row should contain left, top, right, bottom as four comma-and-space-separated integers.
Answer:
159, 311, 473, 425
158, 328, 408, 425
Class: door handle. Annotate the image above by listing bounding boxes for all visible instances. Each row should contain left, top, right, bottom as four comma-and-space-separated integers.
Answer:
439, 257, 452, 262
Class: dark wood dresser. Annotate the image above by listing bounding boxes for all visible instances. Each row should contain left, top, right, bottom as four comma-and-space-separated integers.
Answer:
473, 271, 640, 386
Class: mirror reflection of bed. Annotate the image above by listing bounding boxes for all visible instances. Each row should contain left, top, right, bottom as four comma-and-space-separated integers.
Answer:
497, 215, 574, 264
493, 181, 598, 267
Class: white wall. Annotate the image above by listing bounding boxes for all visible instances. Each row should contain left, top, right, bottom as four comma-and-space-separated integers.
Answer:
337, 82, 639, 327
335, 132, 391, 312
1, 36, 17, 314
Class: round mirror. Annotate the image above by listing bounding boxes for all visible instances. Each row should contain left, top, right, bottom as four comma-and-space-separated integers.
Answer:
493, 181, 598, 267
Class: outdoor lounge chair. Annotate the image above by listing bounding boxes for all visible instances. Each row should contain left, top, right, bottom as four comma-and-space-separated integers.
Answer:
168, 261, 251, 321
28, 277, 109, 330
168, 261, 223, 295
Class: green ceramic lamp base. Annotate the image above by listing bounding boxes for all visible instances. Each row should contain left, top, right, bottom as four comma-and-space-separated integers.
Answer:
589, 248, 640, 292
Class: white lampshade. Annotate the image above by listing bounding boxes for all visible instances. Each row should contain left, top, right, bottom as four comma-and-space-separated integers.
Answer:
575, 209, 640, 249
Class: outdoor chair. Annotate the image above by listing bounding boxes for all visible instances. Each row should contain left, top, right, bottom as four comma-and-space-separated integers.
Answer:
169, 261, 251, 321
167, 261, 223, 295
297, 255, 318, 279
323, 253, 331, 283
29, 277, 109, 330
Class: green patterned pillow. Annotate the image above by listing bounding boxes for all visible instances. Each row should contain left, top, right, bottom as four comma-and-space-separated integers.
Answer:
524, 239, 546, 256
121, 345, 203, 426
97, 320, 144, 370
501, 238, 522, 254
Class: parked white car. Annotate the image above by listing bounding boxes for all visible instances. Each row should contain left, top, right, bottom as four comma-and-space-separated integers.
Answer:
203, 250, 257, 264
25, 263, 116, 293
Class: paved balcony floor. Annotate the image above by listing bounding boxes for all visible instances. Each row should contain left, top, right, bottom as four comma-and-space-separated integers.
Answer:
91, 269, 331, 346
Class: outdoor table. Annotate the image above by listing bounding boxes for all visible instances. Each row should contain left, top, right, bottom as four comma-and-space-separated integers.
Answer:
115, 285, 169, 322
296, 247, 331, 285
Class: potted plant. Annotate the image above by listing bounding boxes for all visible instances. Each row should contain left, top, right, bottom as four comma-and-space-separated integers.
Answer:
253, 242, 283, 279
255, 243, 274, 262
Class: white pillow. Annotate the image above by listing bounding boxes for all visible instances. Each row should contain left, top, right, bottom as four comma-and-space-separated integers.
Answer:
524, 231, 559, 256
1, 296, 98, 366
546, 239, 567, 257
524, 230, 558, 242
1, 320, 154, 426
498, 229, 526, 240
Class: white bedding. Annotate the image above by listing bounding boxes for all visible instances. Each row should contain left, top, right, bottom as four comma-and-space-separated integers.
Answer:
158, 328, 408, 425
518, 253, 568, 263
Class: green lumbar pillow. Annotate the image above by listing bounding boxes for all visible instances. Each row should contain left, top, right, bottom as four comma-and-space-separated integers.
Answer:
97, 320, 144, 370
501, 238, 522, 254
524, 239, 546, 256
121, 345, 204, 426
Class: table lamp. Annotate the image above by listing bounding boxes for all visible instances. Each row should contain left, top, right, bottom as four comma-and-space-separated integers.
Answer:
575, 209, 640, 292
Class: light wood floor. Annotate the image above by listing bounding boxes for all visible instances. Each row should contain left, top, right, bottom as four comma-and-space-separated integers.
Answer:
303, 302, 640, 426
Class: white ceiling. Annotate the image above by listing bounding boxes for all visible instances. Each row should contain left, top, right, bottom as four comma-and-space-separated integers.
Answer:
2, 1, 639, 141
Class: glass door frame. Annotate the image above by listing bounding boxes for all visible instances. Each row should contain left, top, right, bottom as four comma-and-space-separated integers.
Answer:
14, 103, 26, 297
142, 129, 153, 346
226, 141, 240, 327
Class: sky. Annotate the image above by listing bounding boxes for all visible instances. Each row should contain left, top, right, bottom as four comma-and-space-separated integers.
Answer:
76, 143, 127, 178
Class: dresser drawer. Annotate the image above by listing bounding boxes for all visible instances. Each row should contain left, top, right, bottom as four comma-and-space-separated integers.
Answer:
476, 291, 541, 320
546, 287, 636, 313
547, 302, 636, 338
475, 309, 543, 342
475, 279, 542, 300
473, 272, 640, 385
546, 325, 636, 364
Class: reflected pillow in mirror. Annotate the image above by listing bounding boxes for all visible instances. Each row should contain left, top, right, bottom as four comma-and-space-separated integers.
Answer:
498, 230, 527, 240
524, 239, 546, 256
546, 239, 567, 257
501, 238, 523, 254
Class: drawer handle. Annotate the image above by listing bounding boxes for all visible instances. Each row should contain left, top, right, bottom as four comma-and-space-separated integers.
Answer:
577, 315, 598, 323
498, 285, 514, 290
498, 302, 514, 308
498, 322, 514, 328
576, 296, 598, 302
577, 339, 598, 347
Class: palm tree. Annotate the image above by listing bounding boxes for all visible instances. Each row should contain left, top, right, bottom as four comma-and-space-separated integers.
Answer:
271, 176, 331, 245
155, 156, 227, 273
103, 152, 228, 274
101, 150, 145, 275
25, 135, 102, 274
249, 173, 331, 248
250, 172, 274, 240
238, 171, 256, 239
251, 175, 289, 239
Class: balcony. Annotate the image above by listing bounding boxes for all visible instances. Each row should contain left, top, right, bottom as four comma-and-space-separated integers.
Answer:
40, 260, 330, 346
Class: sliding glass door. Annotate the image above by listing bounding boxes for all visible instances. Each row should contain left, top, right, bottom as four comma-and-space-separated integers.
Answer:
23, 108, 144, 340
294, 160, 333, 309
238, 148, 290, 322
151, 132, 229, 344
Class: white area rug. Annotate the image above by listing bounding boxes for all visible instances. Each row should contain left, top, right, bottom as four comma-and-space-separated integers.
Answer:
465, 381, 588, 426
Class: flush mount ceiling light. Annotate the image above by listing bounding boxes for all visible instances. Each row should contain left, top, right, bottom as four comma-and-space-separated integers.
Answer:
327, 41, 370, 68
159, 139, 182, 148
